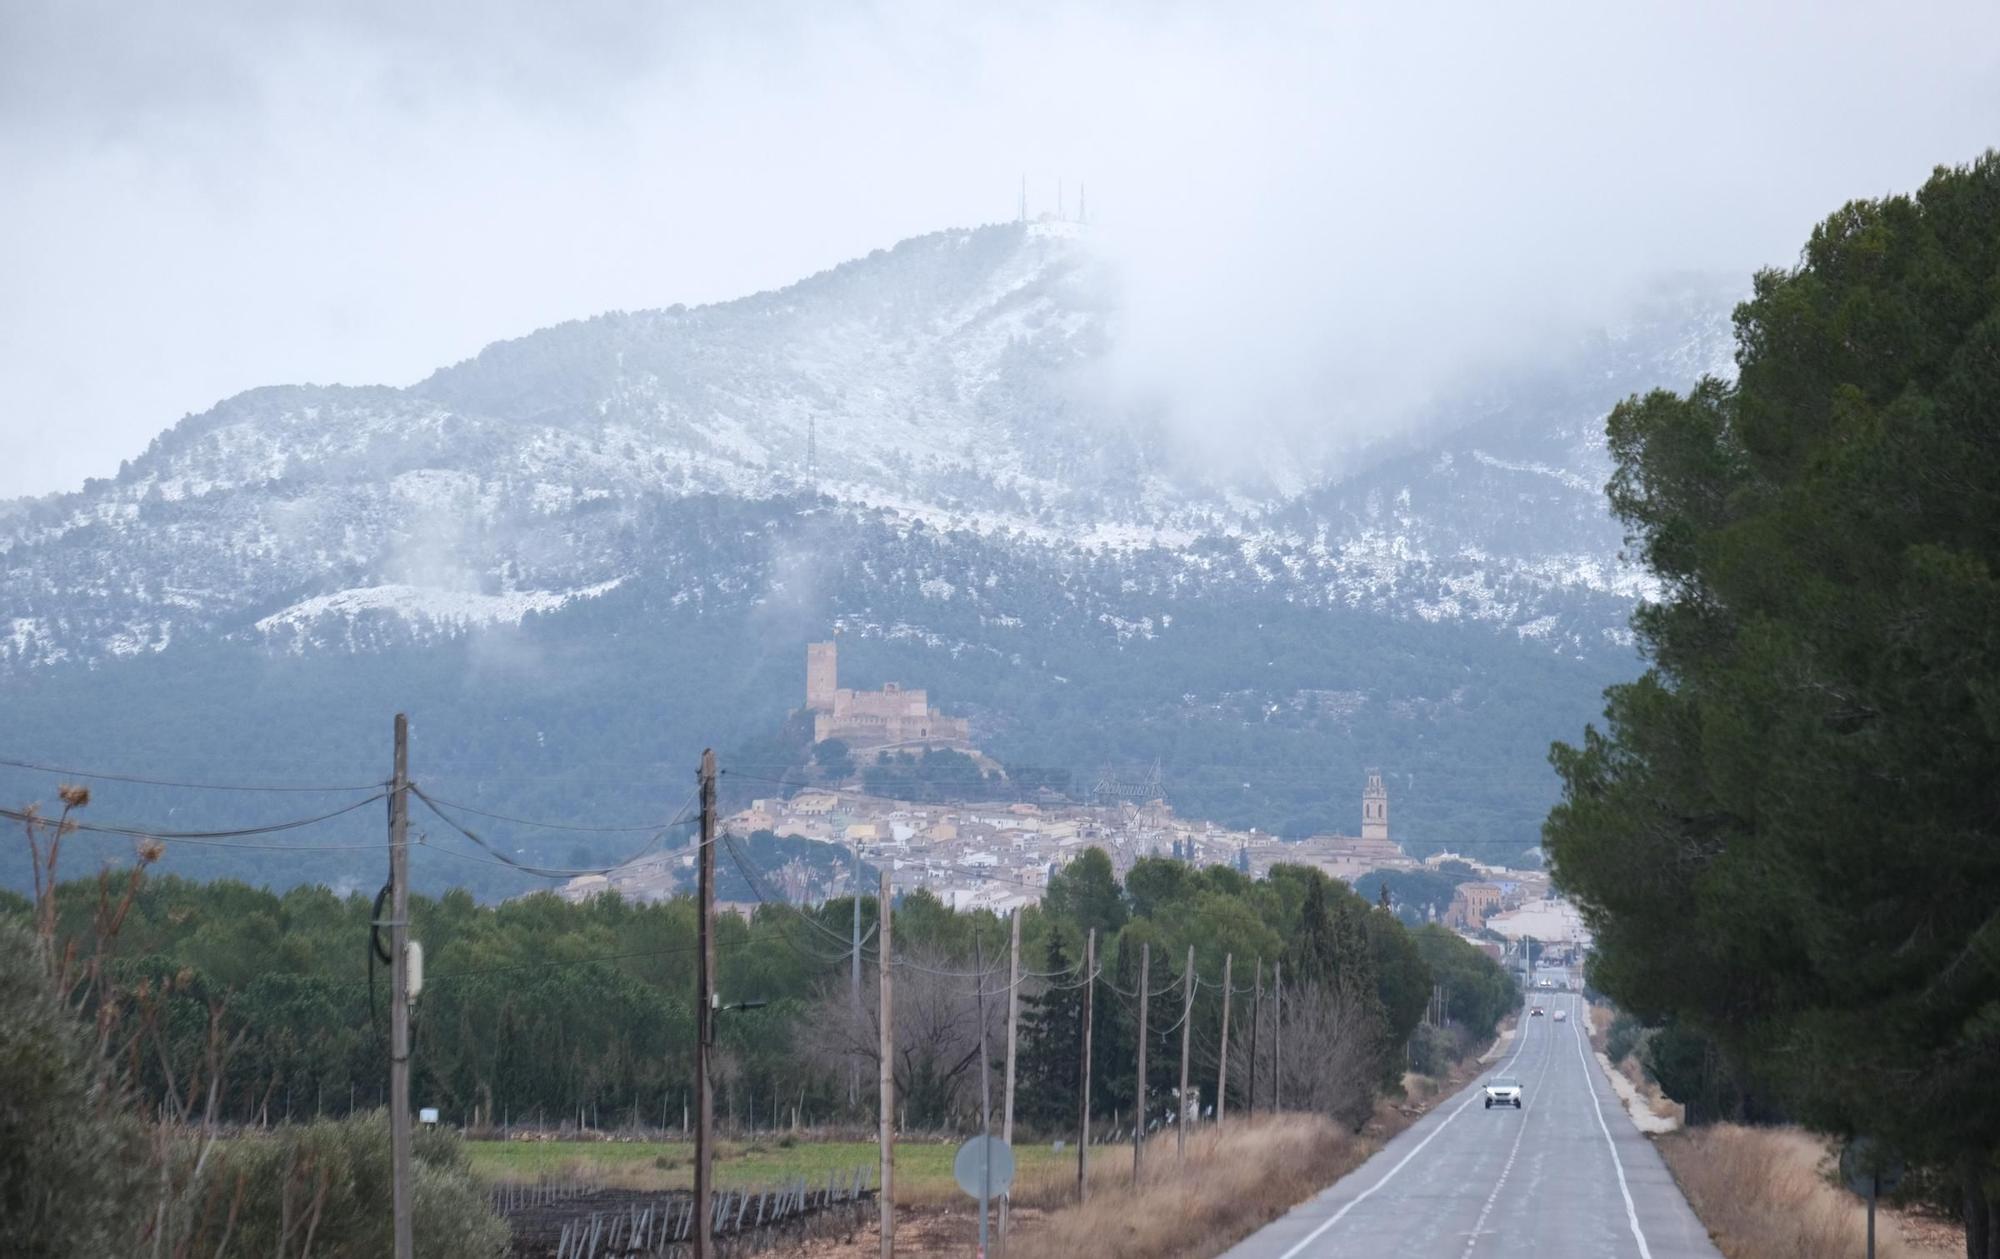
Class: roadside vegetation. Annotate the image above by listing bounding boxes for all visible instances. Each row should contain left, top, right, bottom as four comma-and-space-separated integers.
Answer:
8, 782, 1515, 1254
1545, 152, 2000, 1256
1016, 1114, 1365, 1259
1658, 1124, 1955, 1259
1, 796, 503, 1257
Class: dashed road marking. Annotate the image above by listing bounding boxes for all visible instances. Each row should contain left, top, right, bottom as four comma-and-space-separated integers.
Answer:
1272, 1006, 1540, 1259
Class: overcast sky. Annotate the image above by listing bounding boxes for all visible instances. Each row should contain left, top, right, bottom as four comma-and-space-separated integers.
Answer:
2, 2, 1996, 499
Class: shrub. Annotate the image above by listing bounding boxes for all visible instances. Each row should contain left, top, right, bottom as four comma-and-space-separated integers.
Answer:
1406, 1022, 1451, 1077
0, 920, 152, 1258
177, 1112, 509, 1257
1605, 1012, 1644, 1064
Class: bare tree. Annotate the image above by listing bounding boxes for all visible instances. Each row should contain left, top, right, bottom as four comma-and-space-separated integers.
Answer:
805, 948, 1003, 1129
1271, 981, 1382, 1129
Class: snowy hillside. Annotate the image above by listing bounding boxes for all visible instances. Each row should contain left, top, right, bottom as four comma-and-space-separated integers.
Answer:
0, 221, 1750, 887
0, 221, 1735, 671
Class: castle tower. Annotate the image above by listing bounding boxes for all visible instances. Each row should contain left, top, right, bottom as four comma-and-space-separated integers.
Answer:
1362, 768, 1389, 842
806, 641, 838, 712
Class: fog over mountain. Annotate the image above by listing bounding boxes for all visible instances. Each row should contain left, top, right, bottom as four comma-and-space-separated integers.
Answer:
1, 220, 1735, 893
5, 2, 1996, 498
4, 2, 1997, 897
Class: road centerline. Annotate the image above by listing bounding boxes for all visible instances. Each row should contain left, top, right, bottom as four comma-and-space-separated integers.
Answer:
1270, 1004, 1541, 1259
1461, 1006, 1559, 1254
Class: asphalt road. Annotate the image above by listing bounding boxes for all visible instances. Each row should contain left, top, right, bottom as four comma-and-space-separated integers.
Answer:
1222, 992, 1721, 1259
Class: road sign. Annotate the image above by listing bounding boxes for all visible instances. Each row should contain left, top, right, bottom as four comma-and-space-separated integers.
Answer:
1841, 1138, 1906, 1196
954, 1135, 1016, 1199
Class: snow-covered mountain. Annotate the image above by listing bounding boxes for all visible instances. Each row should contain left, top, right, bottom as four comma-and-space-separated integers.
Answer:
0, 221, 1731, 671
0, 220, 1740, 888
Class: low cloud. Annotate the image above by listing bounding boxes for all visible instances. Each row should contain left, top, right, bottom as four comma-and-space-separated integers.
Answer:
3, 2, 1996, 497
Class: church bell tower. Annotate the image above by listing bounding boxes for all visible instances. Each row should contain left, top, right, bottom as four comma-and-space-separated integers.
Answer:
1362, 768, 1389, 842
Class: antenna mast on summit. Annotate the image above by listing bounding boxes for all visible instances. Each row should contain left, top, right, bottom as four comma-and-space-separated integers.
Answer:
1078, 182, 1087, 224
1058, 178, 1065, 221
1019, 174, 1027, 223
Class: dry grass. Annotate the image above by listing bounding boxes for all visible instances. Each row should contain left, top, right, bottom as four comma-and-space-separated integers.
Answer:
1657, 1124, 1958, 1259
1009, 1114, 1366, 1259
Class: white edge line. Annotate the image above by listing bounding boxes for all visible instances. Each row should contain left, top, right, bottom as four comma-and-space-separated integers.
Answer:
1567, 996, 1654, 1259
1271, 1005, 1539, 1259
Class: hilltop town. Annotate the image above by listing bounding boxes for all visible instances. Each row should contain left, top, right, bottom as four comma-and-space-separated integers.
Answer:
559, 642, 1587, 965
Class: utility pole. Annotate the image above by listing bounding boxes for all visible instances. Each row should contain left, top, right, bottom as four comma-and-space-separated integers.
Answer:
1001, 908, 1020, 1244
878, 870, 895, 1259
1176, 945, 1193, 1159
976, 935, 992, 1259
1077, 928, 1095, 1202
851, 839, 862, 1110
1248, 961, 1261, 1121
1215, 953, 1233, 1125
388, 714, 413, 1259
1273, 961, 1283, 1113
694, 750, 717, 1259
1132, 943, 1149, 1183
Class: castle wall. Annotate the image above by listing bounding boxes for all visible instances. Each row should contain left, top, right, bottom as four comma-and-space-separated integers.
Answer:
806, 641, 969, 748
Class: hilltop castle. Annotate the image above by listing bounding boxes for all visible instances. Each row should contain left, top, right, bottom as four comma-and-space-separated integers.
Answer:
805, 641, 971, 749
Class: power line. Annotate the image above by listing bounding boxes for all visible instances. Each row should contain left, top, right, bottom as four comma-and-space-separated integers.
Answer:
410, 784, 699, 881
403, 792, 697, 834
0, 793, 388, 841
718, 834, 856, 966
1102, 968, 1186, 1002
339, 928, 819, 988
0, 754, 388, 794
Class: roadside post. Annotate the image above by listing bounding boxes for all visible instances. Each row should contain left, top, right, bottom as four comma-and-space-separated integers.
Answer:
1841, 1137, 1905, 1259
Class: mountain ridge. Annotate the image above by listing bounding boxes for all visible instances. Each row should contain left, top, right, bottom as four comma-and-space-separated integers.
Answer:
0, 221, 1741, 892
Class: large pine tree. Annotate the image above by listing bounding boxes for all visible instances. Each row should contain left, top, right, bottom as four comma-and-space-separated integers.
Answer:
1546, 153, 2000, 1256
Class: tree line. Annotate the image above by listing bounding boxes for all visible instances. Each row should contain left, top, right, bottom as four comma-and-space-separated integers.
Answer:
7, 823, 1515, 1143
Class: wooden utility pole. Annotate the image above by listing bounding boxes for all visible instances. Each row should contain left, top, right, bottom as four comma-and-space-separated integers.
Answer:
1215, 953, 1233, 1125
976, 935, 992, 1259
1176, 945, 1194, 1159
878, 869, 895, 1259
1077, 928, 1095, 1202
1273, 961, 1283, 1113
1001, 908, 1021, 1244
1248, 961, 1262, 1121
1132, 943, 1149, 1183
388, 714, 414, 1259
694, 750, 718, 1259
851, 839, 862, 1109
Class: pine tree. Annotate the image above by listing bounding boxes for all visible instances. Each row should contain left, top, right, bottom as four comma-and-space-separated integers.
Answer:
1545, 152, 2000, 1254
1016, 930, 1081, 1131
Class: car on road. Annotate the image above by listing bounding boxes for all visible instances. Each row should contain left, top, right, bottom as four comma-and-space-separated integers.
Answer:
1553, 1009, 1568, 1023
1530, 1006, 1544, 1017
1484, 1077, 1524, 1109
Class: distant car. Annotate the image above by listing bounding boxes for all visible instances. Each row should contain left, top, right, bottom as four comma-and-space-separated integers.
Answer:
1553, 1010, 1568, 1023
1484, 1077, 1524, 1109
1530, 1007, 1544, 1017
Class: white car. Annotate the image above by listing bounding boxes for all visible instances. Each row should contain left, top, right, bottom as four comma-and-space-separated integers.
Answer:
1553, 1010, 1568, 1023
1484, 1076, 1523, 1109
